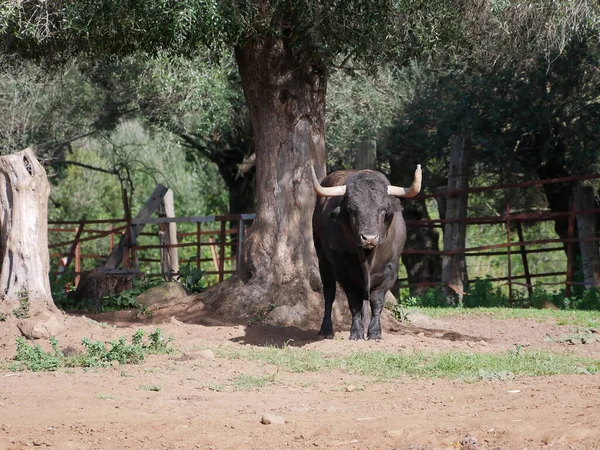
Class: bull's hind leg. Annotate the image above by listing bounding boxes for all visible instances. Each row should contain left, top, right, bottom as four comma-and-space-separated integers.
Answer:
366, 290, 386, 341
317, 253, 337, 338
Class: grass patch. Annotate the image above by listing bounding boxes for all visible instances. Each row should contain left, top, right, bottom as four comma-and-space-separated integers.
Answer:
139, 385, 161, 392
232, 373, 276, 390
413, 307, 600, 327
8, 328, 175, 372
218, 344, 600, 381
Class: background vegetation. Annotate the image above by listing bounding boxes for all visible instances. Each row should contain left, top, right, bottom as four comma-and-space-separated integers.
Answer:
1, 0, 599, 308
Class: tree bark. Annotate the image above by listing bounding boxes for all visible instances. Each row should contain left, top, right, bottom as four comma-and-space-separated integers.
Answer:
442, 136, 471, 304
573, 185, 600, 289
0, 148, 57, 315
389, 156, 442, 297
198, 33, 332, 329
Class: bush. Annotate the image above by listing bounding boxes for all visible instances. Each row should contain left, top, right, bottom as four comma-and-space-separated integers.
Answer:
464, 277, 509, 308
398, 279, 600, 311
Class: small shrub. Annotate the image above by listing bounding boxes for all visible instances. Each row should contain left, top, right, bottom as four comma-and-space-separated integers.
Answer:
12, 291, 30, 318
10, 328, 174, 372
12, 337, 62, 372
464, 277, 508, 308
573, 288, 600, 311
178, 257, 206, 294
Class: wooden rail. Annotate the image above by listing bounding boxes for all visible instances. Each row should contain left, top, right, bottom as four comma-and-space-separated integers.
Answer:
48, 214, 255, 285
46, 173, 600, 295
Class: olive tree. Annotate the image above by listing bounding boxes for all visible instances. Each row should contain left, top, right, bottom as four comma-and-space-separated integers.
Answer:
1, 0, 465, 325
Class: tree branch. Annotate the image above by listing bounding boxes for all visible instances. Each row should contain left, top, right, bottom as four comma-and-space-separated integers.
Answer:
51, 160, 118, 175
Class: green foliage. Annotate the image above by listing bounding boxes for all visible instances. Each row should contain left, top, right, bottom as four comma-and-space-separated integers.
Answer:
177, 258, 206, 294
399, 286, 446, 308
463, 277, 509, 308
10, 329, 174, 372
100, 277, 163, 312
404, 281, 600, 312
12, 337, 63, 372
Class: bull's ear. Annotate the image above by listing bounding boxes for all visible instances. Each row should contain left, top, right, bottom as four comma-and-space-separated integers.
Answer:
386, 199, 403, 218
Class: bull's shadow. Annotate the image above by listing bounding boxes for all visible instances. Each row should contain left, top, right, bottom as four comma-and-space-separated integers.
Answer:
229, 324, 326, 347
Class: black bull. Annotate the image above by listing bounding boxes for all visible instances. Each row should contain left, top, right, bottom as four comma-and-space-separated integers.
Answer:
311, 166, 422, 340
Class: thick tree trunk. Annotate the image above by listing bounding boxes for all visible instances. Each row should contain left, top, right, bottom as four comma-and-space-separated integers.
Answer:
400, 200, 442, 296
198, 35, 335, 329
442, 136, 471, 304
573, 185, 600, 289
0, 148, 57, 315
389, 160, 442, 297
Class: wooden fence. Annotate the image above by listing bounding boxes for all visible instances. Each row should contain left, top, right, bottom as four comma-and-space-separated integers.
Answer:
49, 214, 255, 286
47, 174, 600, 296
399, 173, 600, 296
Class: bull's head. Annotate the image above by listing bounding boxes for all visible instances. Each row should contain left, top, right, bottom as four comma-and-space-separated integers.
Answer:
311, 165, 422, 253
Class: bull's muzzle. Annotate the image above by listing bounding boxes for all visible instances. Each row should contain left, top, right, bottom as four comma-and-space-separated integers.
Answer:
359, 234, 379, 251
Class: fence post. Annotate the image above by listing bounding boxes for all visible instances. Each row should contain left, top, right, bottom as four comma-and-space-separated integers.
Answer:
237, 218, 245, 272
158, 189, 179, 279
566, 201, 575, 298
516, 220, 533, 297
218, 219, 226, 282
58, 221, 85, 282
196, 222, 202, 270
74, 240, 81, 287
506, 203, 513, 302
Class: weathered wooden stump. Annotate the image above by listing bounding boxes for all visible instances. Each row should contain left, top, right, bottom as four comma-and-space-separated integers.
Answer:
70, 268, 144, 311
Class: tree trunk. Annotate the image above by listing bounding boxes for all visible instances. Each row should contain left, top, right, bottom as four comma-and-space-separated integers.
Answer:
573, 185, 600, 289
400, 200, 442, 296
198, 34, 332, 329
388, 160, 442, 296
442, 136, 471, 304
0, 148, 57, 315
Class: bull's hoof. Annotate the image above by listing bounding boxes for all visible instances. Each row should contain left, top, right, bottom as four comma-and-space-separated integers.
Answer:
367, 333, 382, 341
349, 332, 364, 341
318, 331, 334, 339
318, 327, 334, 339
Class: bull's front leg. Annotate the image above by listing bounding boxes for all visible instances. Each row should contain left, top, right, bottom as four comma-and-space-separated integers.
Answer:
347, 292, 364, 340
367, 290, 386, 341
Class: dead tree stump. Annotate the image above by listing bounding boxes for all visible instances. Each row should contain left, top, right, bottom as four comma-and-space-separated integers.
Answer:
0, 148, 56, 316
70, 268, 144, 311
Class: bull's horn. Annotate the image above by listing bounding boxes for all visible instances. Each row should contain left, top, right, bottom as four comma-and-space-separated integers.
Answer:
311, 166, 346, 197
388, 164, 422, 198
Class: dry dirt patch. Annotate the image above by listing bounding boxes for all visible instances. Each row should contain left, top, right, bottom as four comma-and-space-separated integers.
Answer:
1, 311, 599, 450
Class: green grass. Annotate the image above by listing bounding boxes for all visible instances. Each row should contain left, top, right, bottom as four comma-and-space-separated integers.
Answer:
413, 307, 600, 327
217, 345, 600, 381
232, 373, 276, 390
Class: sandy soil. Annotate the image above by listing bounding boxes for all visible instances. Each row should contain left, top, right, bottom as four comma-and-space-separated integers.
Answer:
1, 310, 600, 450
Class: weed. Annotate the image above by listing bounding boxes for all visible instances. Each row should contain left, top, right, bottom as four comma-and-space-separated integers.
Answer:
11, 337, 63, 372
100, 278, 163, 312
232, 373, 276, 390
178, 257, 206, 294
139, 385, 161, 392
9, 328, 175, 372
0, 313, 6, 321
12, 291, 30, 319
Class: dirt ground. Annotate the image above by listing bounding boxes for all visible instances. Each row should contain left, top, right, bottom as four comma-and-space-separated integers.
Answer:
1, 309, 600, 450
